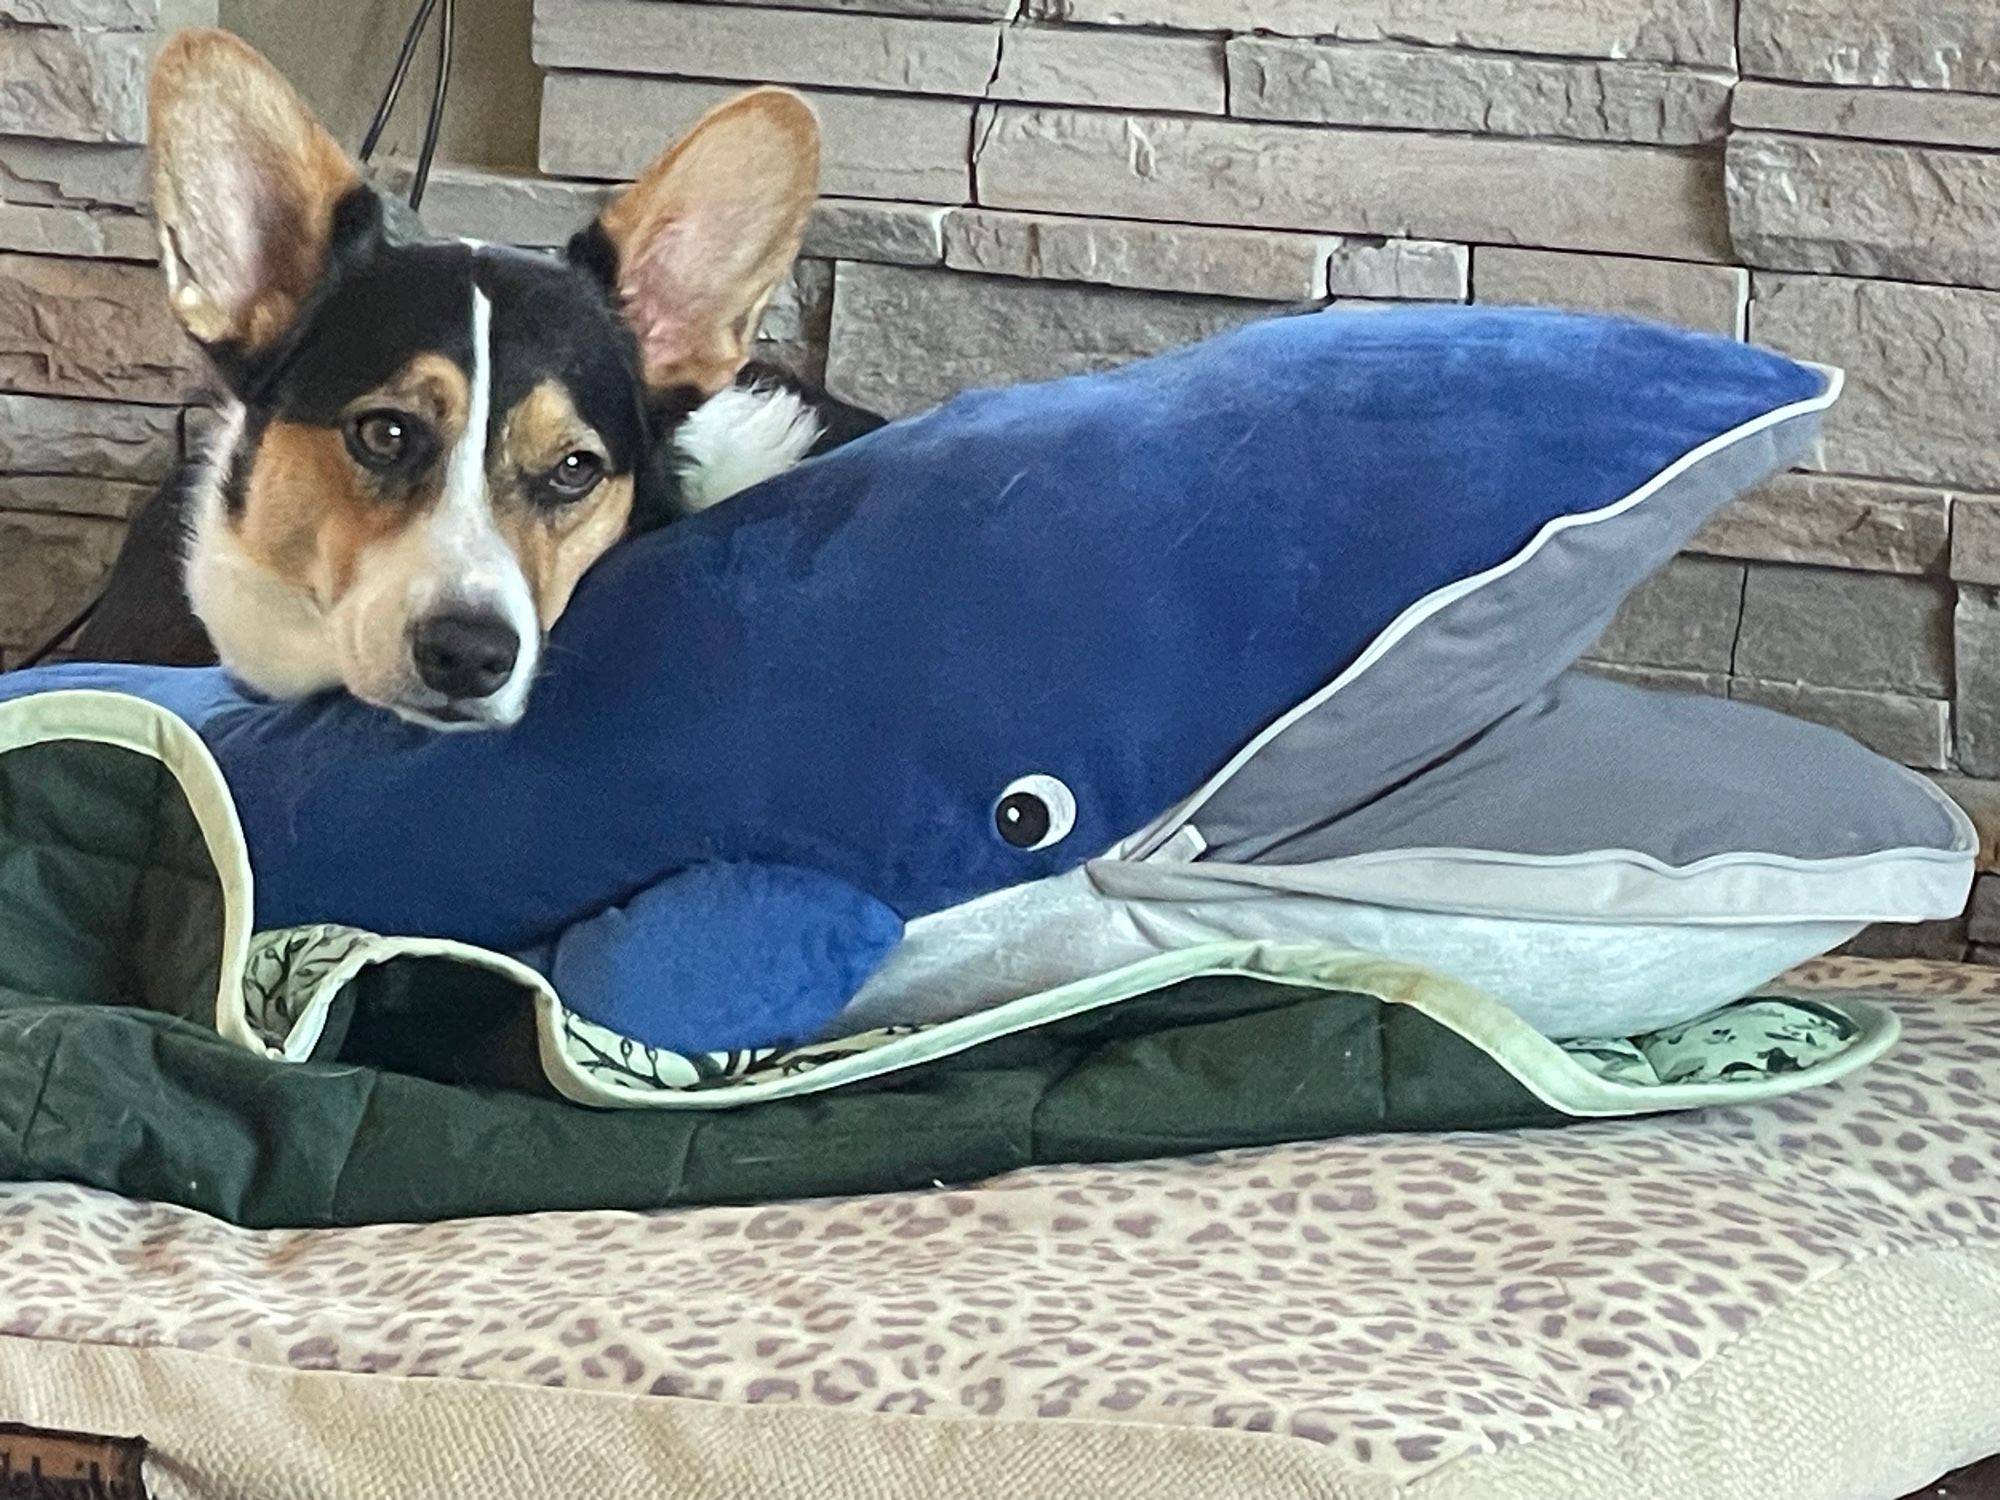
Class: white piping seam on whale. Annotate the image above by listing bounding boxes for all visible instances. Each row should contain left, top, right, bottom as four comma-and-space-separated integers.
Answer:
1090, 839, 1973, 926
1114, 362, 1849, 863
1174, 758, 1977, 903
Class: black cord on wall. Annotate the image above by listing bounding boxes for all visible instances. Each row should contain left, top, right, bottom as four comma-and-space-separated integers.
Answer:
409, 0, 456, 211
9, 3, 457, 673
359, 0, 442, 166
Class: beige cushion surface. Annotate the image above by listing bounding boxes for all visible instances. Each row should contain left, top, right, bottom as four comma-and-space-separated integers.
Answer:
0, 955, 1994, 1500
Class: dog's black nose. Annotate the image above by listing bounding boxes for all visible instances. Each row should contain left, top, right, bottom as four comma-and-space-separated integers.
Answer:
411, 612, 519, 701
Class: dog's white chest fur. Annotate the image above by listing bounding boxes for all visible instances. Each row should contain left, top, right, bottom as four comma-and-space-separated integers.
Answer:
673, 383, 823, 512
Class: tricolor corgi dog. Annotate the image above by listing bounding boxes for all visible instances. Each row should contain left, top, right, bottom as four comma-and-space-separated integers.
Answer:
73, 29, 879, 728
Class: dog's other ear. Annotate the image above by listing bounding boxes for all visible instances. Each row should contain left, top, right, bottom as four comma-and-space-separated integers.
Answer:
581, 88, 820, 396
148, 29, 360, 351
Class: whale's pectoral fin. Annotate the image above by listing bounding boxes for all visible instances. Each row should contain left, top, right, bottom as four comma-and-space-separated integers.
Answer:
533, 862, 904, 1055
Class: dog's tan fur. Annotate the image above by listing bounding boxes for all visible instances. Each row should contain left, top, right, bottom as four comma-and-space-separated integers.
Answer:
235, 355, 472, 606
494, 383, 638, 630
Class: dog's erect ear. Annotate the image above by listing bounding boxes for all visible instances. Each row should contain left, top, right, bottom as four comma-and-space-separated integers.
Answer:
584, 87, 820, 396
148, 29, 360, 351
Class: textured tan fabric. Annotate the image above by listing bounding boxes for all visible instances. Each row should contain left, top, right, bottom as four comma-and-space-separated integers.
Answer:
0, 1340, 1385, 1500
0, 956, 1994, 1499
1417, 1247, 2000, 1500
2, 1251, 1994, 1500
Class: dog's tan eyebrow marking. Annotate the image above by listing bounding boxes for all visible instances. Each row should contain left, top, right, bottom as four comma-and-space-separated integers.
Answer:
499, 380, 608, 473
491, 380, 632, 631
359, 352, 471, 436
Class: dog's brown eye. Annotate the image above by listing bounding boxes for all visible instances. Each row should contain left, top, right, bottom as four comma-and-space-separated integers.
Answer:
546, 449, 604, 499
347, 410, 416, 469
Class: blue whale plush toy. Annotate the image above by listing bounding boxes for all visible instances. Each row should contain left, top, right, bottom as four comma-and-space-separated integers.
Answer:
11, 306, 1964, 1055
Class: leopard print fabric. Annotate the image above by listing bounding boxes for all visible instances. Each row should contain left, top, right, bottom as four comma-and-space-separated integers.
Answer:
0, 957, 1993, 1483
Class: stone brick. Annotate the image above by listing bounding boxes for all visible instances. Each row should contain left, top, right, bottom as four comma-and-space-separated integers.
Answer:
0, 138, 146, 212
1953, 496, 2000, 585
0, 509, 124, 649
0, 0, 176, 22
0, 472, 153, 519
0, 0, 152, 23
1752, 273, 2000, 492
1022, 0, 1734, 67
181, 403, 225, 461
1473, 247, 1746, 336
1321, 237, 1467, 302
1587, 556, 1745, 672
399, 168, 950, 269
1741, 0, 2000, 94
1730, 134, 2000, 292
1967, 874, 2000, 944
755, 262, 820, 346
1227, 38, 1729, 146
1733, 80, 2000, 150
1956, 588, 2000, 777
0, 28, 151, 146
992, 28, 1224, 115
941, 209, 1461, 301
389, 165, 608, 248
1736, 564, 1952, 695
0, 202, 153, 261
0, 254, 197, 405
698, 0, 1013, 19
1689, 472, 1950, 575
1574, 660, 1730, 698
534, 0, 999, 97
824, 261, 1268, 417
752, 259, 834, 386
803, 199, 947, 267
0, 392, 178, 481
543, 74, 973, 204
973, 107, 1730, 262
1838, 918, 1968, 963
1, 0, 213, 24
945, 209, 1304, 299
1728, 677, 1952, 768
1932, 774, 2000, 871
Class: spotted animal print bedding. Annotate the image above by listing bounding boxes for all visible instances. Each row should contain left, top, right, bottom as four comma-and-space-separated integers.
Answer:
0, 956, 1993, 1488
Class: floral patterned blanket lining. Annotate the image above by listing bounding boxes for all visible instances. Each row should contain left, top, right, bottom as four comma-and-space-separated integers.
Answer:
242, 920, 1895, 1113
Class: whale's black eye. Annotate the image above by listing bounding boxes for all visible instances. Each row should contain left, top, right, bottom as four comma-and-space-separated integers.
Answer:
996, 792, 1049, 848
994, 774, 1076, 851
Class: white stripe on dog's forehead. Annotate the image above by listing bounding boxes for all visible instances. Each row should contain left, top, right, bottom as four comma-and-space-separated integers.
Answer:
443, 285, 492, 514
404, 286, 542, 712
410, 286, 503, 590
426, 287, 520, 598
